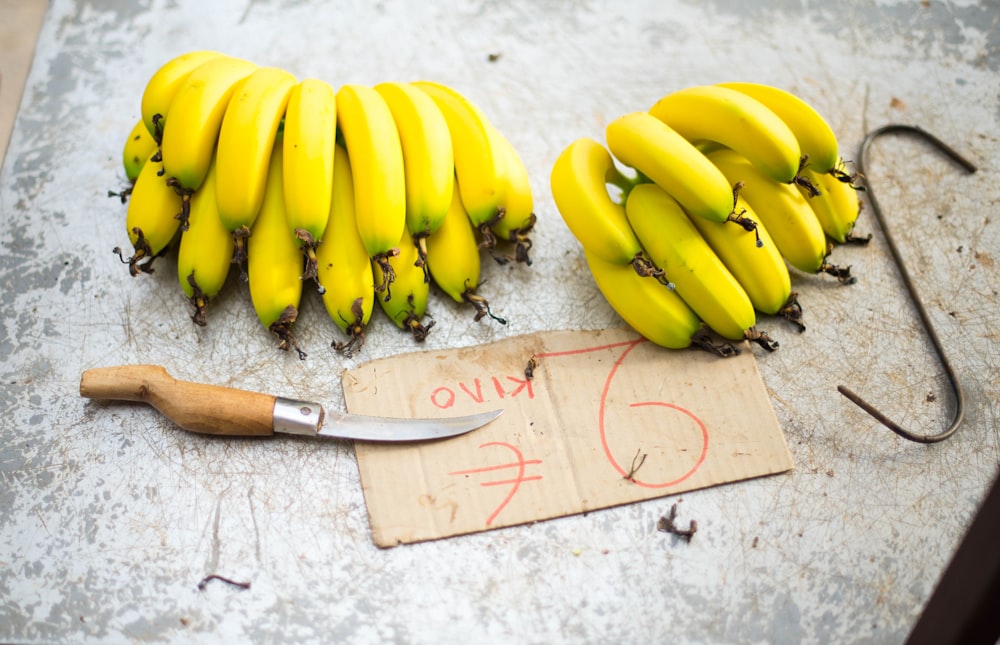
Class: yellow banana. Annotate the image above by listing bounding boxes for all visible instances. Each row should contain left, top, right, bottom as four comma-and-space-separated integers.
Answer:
489, 127, 536, 265
216, 66, 298, 270
717, 81, 840, 175
625, 182, 777, 350
686, 197, 803, 331
584, 249, 734, 355
336, 83, 407, 295
316, 145, 375, 356
114, 149, 182, 276
550, 137, 661, 277
176, 154, 234, 326
122, 117, 159, 183
708, 148, 854, 283
160, 55, 257, 213
411, 81, 507, 238
799, 163, 869, 245
140, 50, 224, 141
649, 85, 802, 184
426, 187, 506, 325
283, 78, 338, 288
247, 143, 306, 359
374, 80, 454, 277
605, 112, 743, 227
373, 229, 434, 341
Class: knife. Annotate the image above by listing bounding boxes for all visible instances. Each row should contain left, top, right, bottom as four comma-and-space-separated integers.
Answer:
79, 365, 502, 442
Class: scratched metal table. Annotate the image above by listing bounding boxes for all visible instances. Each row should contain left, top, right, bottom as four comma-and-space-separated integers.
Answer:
2, 1, 998, 643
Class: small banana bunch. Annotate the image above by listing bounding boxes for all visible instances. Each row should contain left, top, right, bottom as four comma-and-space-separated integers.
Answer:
552, 83, 867, 354
113, 51, 534, 358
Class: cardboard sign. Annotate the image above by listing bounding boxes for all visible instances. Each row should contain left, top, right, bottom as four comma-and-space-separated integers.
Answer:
343, 328, 793, 547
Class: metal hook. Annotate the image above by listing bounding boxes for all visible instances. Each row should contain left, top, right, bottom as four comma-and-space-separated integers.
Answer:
837, 124, 976, 444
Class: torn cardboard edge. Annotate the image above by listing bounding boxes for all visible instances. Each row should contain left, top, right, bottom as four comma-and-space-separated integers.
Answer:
343, 328, 793, 548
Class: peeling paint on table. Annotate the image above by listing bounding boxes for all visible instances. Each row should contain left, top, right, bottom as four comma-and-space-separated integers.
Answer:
2, 0, 999, 643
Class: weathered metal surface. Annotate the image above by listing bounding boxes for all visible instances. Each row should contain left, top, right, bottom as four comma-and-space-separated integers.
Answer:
1, 0, 998, 642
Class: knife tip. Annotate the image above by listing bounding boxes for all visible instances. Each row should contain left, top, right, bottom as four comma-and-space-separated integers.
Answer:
481, 408, 504, 422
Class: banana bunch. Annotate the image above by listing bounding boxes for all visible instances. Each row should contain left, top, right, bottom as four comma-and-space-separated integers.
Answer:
112, 51, 534, 357
553, 82, 868, 353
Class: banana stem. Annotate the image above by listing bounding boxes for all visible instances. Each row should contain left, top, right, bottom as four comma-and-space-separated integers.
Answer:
185, 271, 209, 327
605, 166, 640, 204
744, 326, 779, 352
402, 309, 434, 342
269, 305, 306, 360
690, 329, 740, 358
151, 114, 165, 145
793, 155, 820, 197
476, 208, 504, 255
373, 249, 400, 301
489, 213, 537, 266
463, 288, 506, 325
332, 326, 367, 357
108, 186, 132, 203
165, 178, 193, 231
630, 252, 664, 280
778, 292, 805, 332
414, 234, 431, 283
332, 298, 368, 357
295, 229, 325, 294
819, 262, 856, 285
113, 227, 156, 276
727, 182, 762, 246
231, 227, 251, 282
844, 230, 873, 246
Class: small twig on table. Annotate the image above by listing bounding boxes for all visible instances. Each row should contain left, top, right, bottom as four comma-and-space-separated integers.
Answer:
197, 574, 251, 592
624, 448, 647, 482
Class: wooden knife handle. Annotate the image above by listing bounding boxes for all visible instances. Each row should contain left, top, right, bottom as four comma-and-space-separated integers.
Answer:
79, 365, 276, 436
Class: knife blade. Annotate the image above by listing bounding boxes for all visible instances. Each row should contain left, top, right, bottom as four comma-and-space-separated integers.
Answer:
79, 365, 502, 442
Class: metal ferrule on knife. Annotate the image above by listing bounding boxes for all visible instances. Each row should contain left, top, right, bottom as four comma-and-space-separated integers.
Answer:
272, 398, 325, 436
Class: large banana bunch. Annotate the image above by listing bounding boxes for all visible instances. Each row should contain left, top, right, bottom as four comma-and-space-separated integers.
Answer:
553, 82, 867, 354
113, 51, 533, 357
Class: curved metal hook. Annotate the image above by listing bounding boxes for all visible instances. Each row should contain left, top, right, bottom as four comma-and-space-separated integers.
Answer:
837, 124, 975, 444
